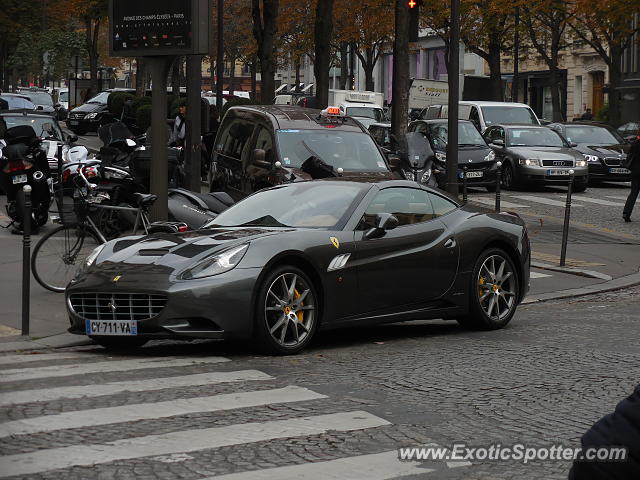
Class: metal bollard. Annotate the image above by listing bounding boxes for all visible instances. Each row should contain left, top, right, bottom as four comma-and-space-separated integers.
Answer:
559, 170, 574, 267
22, 185, 32, 336
462, 167, 468, 204
495, 161, 502, 212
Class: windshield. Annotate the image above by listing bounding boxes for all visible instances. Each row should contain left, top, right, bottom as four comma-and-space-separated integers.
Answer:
205, 183, 364, 229
0, 96, 35, 110
564, 126, 624, 145
481, 106, 538, 126
276, 129, 389, 172
427, 122, 487, 149
346, 107, 385, 121
59, 91, 68, 102
87, 91, 111, 104
0, 115, 64, 141
24, 92, 53, 106
508, 128, 566, 147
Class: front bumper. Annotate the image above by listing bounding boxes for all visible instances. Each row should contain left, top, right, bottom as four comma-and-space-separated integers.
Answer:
588, 163, 631, 182
516, 165, 589, 185
66, 116, 101, 131
66, 267, 262, 340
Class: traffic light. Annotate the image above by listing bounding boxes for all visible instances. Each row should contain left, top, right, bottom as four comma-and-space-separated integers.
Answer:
408, 0, 423, 42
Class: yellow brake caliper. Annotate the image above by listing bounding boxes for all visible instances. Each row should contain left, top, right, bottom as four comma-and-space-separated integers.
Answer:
294, 289, 304, 323
478, 276, 486, 297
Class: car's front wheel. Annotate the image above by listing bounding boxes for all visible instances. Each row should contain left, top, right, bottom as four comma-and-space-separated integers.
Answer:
457, 248, 519, 330
501, 163, 518, 190
254, 265, 319, 355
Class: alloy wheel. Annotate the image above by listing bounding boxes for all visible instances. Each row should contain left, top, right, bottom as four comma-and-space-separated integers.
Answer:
264, 272, 316, 348
502, 164, 513, 189
477, 254, 517, 321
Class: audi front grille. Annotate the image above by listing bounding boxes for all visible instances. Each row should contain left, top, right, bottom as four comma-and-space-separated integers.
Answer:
69, 293, 168, 321
541, 160, 574, 167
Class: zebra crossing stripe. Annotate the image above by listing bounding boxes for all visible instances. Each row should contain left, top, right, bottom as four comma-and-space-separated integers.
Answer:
0, 370, 272, 407
530, 271, 552, 279
509, 195, 583, 207
605, 195, 636, 202
204, 450, 433, 479
0, 351, 96, 366
470, 197, 530, 208
0, 411, 390, 477
0, 386, 326, 438
0, 356, 230, 383
571, 197, 625, 207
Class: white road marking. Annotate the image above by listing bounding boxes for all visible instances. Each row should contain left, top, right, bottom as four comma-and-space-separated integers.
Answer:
0, 411, 390, 477
510, 195, 583, 207
605, 195, 636, 202
530, 271, 552, 279
0, 386, 326, 438
0, 370, 272, 407
0, 351, 95, 366
572, 197, 625, 207
204, 450, 433, 479
0, 356, 229, 383
470, 197, 530, 208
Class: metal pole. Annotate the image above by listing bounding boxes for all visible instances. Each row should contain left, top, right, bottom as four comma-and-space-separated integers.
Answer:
22, 185, 32, 336
559, 169, 574, 267
446, 0, 460, 197
462, 166, 468, 204
216, 0, 224, 111
495, 161, 502, 212
186, 55, 203, 191
146, 56, 173, 221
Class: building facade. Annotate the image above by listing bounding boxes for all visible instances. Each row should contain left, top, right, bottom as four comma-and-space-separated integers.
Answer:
618, 13, 640, 124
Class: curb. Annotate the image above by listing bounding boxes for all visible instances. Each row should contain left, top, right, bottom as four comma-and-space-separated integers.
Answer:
531, 261, 612, 281
522, 268, 640, 305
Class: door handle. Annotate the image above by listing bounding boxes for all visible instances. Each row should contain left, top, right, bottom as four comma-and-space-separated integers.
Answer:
444, 238, 456, 249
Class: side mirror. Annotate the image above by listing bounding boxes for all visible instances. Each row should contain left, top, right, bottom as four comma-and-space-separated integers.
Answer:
492, 139, 505, 147
570, 142, 578, 147
252, 148, 271, 169
365, 213, 399, 240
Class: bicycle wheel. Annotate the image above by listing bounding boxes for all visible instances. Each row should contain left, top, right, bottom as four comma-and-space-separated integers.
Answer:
32, 224, 102, 293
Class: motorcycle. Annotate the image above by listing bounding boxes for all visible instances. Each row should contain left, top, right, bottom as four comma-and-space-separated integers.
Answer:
0, 126, 53, 233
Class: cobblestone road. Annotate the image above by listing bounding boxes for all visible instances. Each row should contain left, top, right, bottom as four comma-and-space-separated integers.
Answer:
0, 286, 639, 479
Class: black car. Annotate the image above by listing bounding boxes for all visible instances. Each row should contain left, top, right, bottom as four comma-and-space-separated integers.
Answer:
617, 121, 640, 143
0, 93, 36, 111
548, 122, 631, 183
409, 119, 499, 191
209, 105, 395, 200
67, 88, 135, 135
66, 179, 530, 354
483, 124, 589, 192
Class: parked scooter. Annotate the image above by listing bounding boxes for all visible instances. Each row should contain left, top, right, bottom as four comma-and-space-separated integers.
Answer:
0, 126, 52, 233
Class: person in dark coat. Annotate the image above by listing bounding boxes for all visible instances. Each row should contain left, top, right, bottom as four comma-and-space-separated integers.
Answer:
569, 385, 640, 479
623, 137, 640, 222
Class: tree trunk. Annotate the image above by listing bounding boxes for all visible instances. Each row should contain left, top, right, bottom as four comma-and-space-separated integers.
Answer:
391, 1, 410, 147
339, 42, 348, 89
85, 17, 100, 95
135, 59, 145, 96
171, 57, 181, 100
314, 0, 334, 109
549, 67, 563, 122
228, 56, 236, 95
252, 0, 279, 103
363, 48, 376, 91
250, 56, 257, 100
294, 58, 301, 92
608, 45, 622, 127
487, 40, 503, 101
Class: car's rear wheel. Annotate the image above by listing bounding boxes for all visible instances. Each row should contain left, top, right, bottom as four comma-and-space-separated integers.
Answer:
457, 248, 519, 330
90, 336, 148, 350
253, 265, 319, 355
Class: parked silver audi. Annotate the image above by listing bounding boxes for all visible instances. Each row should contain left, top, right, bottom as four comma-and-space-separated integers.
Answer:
483, 124, 588, 192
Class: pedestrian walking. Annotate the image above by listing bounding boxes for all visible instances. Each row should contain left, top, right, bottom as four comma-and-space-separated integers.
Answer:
172, 104, 187, 147
569, 384, 640, 479
623, 137, 640, 222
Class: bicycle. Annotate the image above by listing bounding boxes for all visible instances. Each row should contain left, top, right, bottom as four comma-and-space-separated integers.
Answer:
31, 162, 156, 292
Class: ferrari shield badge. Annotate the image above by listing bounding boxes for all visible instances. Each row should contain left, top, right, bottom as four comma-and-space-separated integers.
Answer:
330, 237, 340, 249
112, 275, 122, 283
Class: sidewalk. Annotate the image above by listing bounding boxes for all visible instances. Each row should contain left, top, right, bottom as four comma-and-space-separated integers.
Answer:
0, 211, 638, 350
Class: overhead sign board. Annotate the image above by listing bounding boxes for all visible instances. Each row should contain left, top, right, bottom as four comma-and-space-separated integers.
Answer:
109, 0, 210, 57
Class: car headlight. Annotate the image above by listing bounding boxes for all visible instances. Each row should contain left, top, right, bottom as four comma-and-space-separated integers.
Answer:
520, 158, 540, 166
582, 154, 599, 162
420, 169, 431, 184
435, 152, 447, 162
85, 113, 98, 119
484, 150, 495, 161
575, 160, 587, 167
84, 244, 106, 269
181, 243, 249, 280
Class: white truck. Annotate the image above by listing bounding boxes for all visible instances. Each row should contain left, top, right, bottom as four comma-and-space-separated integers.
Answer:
408, 78, 452, 111
328, 89, 386, 124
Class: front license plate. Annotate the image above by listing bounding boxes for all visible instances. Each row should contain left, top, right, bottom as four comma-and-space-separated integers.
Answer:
546, 169, 571, 176
465, 171, 483, 178
12, 174, 27, 185
85, 320, 138, 336
69, 120, 79, 126
609, 168, 630, 174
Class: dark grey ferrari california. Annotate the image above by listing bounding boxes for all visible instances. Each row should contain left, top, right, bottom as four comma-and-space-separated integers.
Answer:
67, 180, 531, 354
